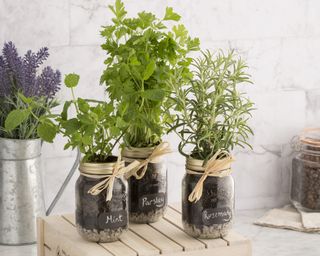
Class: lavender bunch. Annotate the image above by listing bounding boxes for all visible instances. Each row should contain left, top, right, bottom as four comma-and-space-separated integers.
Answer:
0, 42, 61, 139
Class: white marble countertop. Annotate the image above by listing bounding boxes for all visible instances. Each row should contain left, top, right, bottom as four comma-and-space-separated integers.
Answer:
1, 209, 319, 256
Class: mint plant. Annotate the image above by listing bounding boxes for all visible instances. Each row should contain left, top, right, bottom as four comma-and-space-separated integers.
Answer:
5, 74, 123, 163
170, 50, 254, 162
100, 0, 200, 147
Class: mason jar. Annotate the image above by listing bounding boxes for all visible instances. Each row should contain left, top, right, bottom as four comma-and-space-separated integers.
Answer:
76, 158, 128, 242
291, 129, 320, 211
123, 147, 167, 223
182, 157, 234, 238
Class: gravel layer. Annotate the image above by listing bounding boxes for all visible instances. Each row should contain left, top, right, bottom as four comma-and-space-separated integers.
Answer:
129, 208, 165, 223
76, 224, 128, 243
182, 220, 232, 239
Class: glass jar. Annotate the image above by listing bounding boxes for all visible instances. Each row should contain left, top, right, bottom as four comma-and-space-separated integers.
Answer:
76, 159, 128, 242
182, 158, 234, 239
291, 129, 320, 211
123, 147, 167, 223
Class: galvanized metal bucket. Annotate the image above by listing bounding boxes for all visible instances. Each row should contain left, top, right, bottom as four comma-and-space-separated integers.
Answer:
0, 138, 45, 245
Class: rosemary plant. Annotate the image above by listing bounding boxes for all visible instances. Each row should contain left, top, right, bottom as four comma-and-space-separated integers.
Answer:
170, 50, 254, 162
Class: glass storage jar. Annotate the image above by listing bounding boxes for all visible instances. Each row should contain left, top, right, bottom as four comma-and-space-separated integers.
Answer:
123, 147, 167, 223
291, 129, 320, 211
182, 157, 234, 238
76, 158, 128, 242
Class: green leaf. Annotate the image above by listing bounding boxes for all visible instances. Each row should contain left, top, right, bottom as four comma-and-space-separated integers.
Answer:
143, 60, 156, 80
78, 98, 90, 113
64, 73, 80, 88
37, 123, 57, 143
164, 7, 181, 21
142, 89, 165, 101
109, 0, 127, 21
18, 92, 32, 104
61, 101, 72, 120
5, 109, 30, 131
82, 135, 92, 145
61, 118, 81, 135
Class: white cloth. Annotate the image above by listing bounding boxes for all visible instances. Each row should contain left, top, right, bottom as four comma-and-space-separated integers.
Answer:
254, 205, 320, 233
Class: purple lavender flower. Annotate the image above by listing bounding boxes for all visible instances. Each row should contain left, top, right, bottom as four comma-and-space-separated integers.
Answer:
0, 41, 61, 99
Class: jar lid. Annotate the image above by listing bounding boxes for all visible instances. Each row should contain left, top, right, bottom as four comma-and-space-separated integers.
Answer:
300, 128, 320, 147
79, 160, 125, 175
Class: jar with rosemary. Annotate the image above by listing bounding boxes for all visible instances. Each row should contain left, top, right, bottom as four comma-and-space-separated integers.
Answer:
19, 73, 139, 242
100, 0, 199, 223
170, 50, 254, 238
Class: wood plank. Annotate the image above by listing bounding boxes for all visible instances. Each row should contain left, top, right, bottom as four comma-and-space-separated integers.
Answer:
165, 206, 227, 248
37, 217, 45, 256
165, 242, 251, 256
62, 214, 137, 256
100, 241, 137, 256
222, 230, 251, 246
149, 218, 205, 251
129, 222, 183, 254
120, 230, 160, 256
44, 215, 113, 256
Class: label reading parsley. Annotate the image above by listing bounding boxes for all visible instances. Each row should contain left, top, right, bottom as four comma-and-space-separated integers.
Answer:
139, 193, 166, 211
98, 210, 127, 229
202, 207, 232, 225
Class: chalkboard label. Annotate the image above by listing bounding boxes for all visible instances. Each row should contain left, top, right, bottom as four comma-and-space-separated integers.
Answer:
139, 193, 166, 211
202, 207, 232, 225
98, 210, 127, 229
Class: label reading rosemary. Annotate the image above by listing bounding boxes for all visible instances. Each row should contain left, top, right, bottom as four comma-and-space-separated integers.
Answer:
98, 210, 127, 229
139, 193, 166, 211
202, 207, 232, 225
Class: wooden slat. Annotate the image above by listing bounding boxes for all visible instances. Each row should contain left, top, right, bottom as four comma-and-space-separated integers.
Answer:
100, 241, 137, 256
44, 215, 113, 256
165, 243, 251, 256
62, 214, 137, 256
37, 217, 45, 256
120, 230, 160, 256
165, 206, 227, 248
129, 222, 183, 254
149, 218, 205, 251
222, 230, 251, 246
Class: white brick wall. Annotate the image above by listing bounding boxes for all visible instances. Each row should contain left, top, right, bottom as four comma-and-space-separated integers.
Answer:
1, 0, 320, 212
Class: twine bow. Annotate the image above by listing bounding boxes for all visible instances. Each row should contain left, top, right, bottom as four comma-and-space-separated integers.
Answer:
124, 142, 171, 179
80, 154, 140, 201
187, 150, 235, 203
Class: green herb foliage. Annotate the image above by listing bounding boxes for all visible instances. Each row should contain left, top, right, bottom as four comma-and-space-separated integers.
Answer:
170, 50, 254, 162
5, 74, 122, 163
100, 0, 200, 147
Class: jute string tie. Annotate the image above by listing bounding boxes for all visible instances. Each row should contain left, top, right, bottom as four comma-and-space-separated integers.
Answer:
79, 153, 140, 201
123, 142, 171, 179
187, 150, 235, 203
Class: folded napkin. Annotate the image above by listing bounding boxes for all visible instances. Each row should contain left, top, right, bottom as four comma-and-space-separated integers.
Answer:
254, 205, 320, 233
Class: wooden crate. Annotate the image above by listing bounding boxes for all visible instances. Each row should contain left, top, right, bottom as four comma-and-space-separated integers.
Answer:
37, 205, 251, 256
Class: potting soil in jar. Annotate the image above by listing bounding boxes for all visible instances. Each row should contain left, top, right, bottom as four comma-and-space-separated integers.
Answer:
123, 146, 168, 223
182, 156, 234, 239
291, 129, 320, 211
76, 159, 128, 242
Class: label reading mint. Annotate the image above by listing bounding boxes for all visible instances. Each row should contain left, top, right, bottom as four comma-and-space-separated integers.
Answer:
98, 210, 127, 229
139, 193, 166, 211
202, 207, 232, 225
